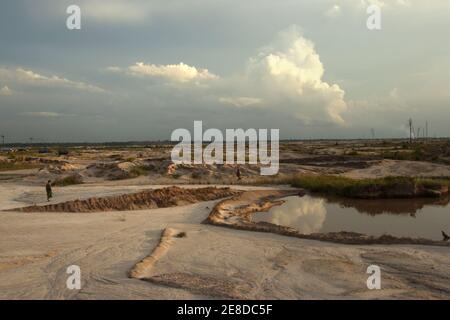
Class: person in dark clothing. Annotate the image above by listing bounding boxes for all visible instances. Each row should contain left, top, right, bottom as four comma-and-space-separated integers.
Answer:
46, 180, 53, 202
236, 166, 242, 181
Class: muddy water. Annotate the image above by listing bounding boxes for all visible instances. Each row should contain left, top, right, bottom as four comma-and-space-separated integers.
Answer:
252, 195, 450, 240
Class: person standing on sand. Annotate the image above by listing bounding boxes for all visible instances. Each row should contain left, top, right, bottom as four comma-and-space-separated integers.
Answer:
236, 166, 242, 181
46, 180, 53, 202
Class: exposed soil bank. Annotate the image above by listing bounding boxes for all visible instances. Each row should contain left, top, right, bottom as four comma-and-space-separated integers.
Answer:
204, 190, 450, 247
8, 186, 239, 213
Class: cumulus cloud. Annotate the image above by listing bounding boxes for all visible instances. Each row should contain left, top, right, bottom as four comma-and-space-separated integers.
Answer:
243, 26, 347, 124
108, 26, 347, 125
110, 62, 218, 84
0, 86, 12, 96
0, 67, 104, 93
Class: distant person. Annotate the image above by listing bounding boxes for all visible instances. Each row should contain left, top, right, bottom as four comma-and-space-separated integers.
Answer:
236, 166, 242, 181
46, 180, 53, 202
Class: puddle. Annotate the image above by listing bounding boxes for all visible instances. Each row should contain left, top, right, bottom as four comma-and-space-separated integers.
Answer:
252, 195, 450, 240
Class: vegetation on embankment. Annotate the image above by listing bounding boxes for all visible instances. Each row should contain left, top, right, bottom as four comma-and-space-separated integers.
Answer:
380, 142, 450, 164
252, 175, 450, 199
52, 174, 83, 187
290, 175, 449, 198
129, 165, 153, 178
0, 161, 42, 172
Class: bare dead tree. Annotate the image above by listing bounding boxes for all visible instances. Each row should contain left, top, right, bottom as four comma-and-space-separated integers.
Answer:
408, 118, 413, 143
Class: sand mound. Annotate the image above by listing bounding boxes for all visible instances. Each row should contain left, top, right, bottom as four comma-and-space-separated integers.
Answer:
129, 228, 179, 279
10, 186, 239, 213
84, 162, 135, 180
129, 227, 249, 299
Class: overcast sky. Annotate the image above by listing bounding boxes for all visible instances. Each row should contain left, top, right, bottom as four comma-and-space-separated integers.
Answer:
0, 0, 449, 142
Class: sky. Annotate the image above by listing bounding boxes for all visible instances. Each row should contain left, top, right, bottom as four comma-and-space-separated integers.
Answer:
0, 0, 449, 142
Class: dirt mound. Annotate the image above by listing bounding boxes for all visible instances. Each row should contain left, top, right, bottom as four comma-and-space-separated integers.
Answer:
84, 162, 134, 180
10, 186, 239, 213
159, 162, 261, 182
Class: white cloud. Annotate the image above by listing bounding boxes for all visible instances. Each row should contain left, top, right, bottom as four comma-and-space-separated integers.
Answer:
0, 67, 104, 93
108, 26, 347, 125
325, 5, 341, 18
20, 112, 62, 118
105, 66, 122, 73
244, 26, 347, 124
0, 86, 12, 96
219, 96, 263, 107
113, 62, 218, 84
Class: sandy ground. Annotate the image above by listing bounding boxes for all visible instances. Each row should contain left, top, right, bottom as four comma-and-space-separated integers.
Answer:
342, 159, 450, 179
1, 182, 449, 299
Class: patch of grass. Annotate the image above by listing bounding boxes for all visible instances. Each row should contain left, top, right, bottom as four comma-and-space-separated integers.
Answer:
129, 165, 151, 177
416, 177, 450, 189
345, 150, 358, 156
53, 175, 83, 187
381, 143, 450, 163
251, 174, 450, 198
109, 154, 123, 160
191, 171, 203, 179
0, 161, 42, 172
289, 175, 411, 197
300, 176, 450, 197
172, 173, 182, 179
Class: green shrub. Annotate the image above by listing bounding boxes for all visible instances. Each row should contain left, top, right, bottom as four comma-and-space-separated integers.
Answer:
53, 175, 83, 186
129, 165, 151, 177
253, 174, 450, 198
0, 161, 42, 172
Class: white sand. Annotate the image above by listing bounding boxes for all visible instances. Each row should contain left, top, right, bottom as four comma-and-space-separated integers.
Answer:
0, 182, 449, 299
